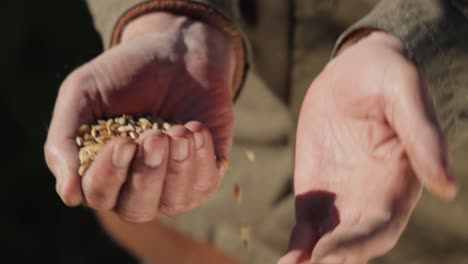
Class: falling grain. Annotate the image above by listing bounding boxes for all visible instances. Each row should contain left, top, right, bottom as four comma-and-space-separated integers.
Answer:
240, 225, 251, 248
244, 148, 255, 162
234, 184, 242, 205
217, 158, 230, 176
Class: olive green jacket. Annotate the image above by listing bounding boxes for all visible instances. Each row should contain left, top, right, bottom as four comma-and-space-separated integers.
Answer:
85, 0, 468, 263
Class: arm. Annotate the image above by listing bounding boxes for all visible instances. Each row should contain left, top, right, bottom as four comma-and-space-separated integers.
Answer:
97, 211, 238, 264
44, 0, 249, 263
92, 8, 243, 262
334, 0, 468, 64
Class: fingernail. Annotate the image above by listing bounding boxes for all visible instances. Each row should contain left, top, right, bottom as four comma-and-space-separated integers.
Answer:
144, 133, 167, 167
193, 132, 204, 149
171, 137, 189, 161
112, 141, 136, 168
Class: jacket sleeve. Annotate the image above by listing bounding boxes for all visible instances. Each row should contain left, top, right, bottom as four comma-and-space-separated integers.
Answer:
333, 0, 468, 148
85, 0, 249, 99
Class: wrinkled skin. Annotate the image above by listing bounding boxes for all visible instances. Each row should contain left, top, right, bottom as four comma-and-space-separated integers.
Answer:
44, 13, 235, 222
279, 32, 458, 263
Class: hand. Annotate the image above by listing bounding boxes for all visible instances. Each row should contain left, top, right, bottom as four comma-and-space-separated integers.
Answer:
279, 32, 459, 263
44, 13, 235, 222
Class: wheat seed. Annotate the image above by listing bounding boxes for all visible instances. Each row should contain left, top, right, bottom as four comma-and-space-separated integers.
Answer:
162, 122, 171, 131
79, 124, 91, 134
129, 131, 138, 139
78, 165, 88, 176
138, 118, 150, 125
83, 141, 93, 147
91, 127, 98, 138
97, 120, 107, 127
116, 117, 126, 125
75, 136, 83, 147
118, 125, 134, 133
83, 133, 93, 141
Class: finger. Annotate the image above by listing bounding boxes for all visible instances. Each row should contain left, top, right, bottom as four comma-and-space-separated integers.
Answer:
185, 121, 220, 203
385, 62, 458, 200
278, 223, 318, 264
309, 216, 401, 264
280, 191, 340, 264
310, 169, 420, 263
82, 138, 136, 210
45, 68, 100, 206
116, 130, 169, 223
158, 125, 196, 217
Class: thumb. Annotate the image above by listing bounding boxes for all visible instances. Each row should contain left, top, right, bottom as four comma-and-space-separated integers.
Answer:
385, 62, 458, 200
278, 223, 318, 264
279, 192, 340, 263
44, 138, 83, 207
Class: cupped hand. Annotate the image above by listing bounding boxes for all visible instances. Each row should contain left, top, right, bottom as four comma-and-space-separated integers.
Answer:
279, 32, 458, 263
44, 13, 235, 222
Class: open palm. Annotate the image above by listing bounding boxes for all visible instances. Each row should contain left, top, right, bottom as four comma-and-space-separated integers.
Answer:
280, 32, 458, 263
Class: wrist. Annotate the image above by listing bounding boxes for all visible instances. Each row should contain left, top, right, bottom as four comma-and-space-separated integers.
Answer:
336, 30, 406, 57
121, 12, 196, 43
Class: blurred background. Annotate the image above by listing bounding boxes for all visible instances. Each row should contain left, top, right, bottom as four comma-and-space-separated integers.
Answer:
2, 1, 137, 263
2, 0, 467, 263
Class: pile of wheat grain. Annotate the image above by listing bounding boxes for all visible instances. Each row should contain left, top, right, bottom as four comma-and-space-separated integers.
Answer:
76, 114, 172, 176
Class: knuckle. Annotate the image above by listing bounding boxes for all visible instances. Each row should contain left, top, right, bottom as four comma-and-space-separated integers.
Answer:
91, 159, 128, 186
117, 207, 155, 223
43, 141, 58, 172
130, 168, 159, 191
101, 167, 127, 185
132, 168, 167, 193
193, 178, 217, 194
158, 201, 188, 217
43, 139, 53, 157
61, 66, 95, 93
85, 188, 112, 210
